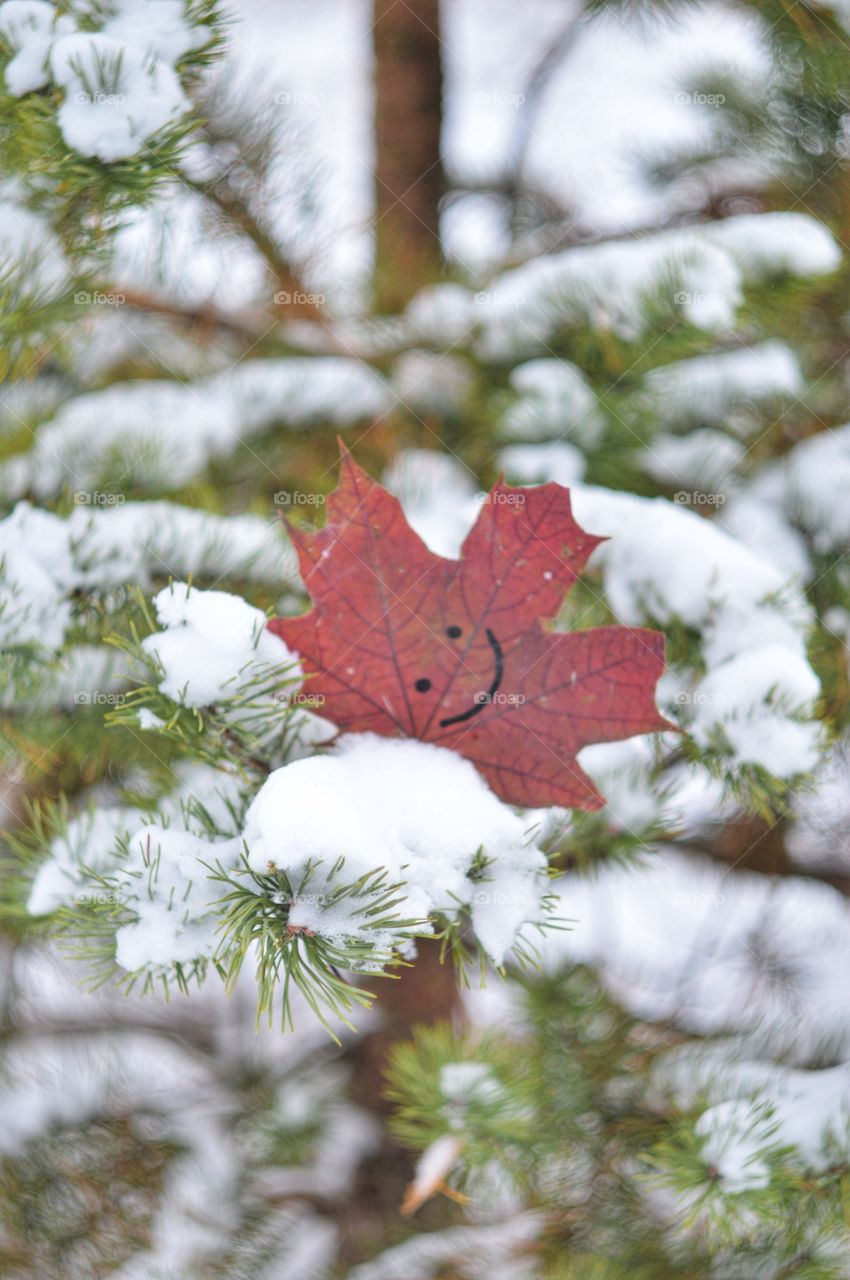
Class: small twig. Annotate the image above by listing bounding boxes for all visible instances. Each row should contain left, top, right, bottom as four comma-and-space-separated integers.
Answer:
113, 284, 266, 343
509, 3, 590, 185
181, 172, 321, 317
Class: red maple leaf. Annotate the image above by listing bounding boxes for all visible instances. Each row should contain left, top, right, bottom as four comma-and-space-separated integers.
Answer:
269, 451, 669, 810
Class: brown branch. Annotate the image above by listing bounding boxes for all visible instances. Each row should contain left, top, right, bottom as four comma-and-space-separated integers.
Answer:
113, 285, 266, 343
679, 816, 850, 898
113, 285, 383, 364
182, 173, 323, 319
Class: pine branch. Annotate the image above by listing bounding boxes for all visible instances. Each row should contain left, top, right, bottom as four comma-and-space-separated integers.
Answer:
112, 283, 266, 344
179, 170, 322, 316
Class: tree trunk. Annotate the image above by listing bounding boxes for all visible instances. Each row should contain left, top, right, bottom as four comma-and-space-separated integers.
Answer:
349, 939, 461, 1115
372, 0, 445, 312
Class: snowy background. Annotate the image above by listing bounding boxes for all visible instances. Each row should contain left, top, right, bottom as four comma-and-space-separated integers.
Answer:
116, 0, 769, 301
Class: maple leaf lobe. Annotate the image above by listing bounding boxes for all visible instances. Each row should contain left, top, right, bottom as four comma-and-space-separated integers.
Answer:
270, 451, 669, 809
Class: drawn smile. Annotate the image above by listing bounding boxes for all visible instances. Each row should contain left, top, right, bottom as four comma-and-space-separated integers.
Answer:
439, 628, 504, 728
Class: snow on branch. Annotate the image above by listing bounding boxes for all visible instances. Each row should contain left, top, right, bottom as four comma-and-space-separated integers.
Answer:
640, 340, 804, 433
400, 212, 839, 358
0, 498, 297, 667
0, 0, 216, 159
1, 358, 393, 501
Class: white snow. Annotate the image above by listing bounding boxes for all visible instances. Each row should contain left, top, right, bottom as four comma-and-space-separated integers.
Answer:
787, 740, 850, 874
716, 423, 850, 586
704, 211, 842, 280
2, 4, 844, 1245
391, 349, 475, 418
469, 214, 838, 357
0, 373, 65, 436
405, 1134, 463, 1207
257, 1212, 338, 1280
142, 581, 294, 707
0, 499, 297, 658
641, 341, 804, 432
253, 1094, 380, 1201
688, 645, 821, 775
777, 422, 850, 551
404, 283, 477, 346
114, 824, 240, 971
243, 733, 548, 966
4, 642, 125, 714
665, 1050, 850, 1182
570, 484, 810, 665
440, 1061, 502, 1105
500, 236, 740, 349
3, 358, 391, 500
719, 494, 811, 583
101, 0, 209, 66
137, 706, 165, 730
383, 448, 482, 561
0, 501, 76, 650
71, 500, 298, 592
219, 0, 772, 295
498, 441, 586, 488
578, 736, 668, 835
27, 805, 140, 916
544, 850, 850, 1049
27, 761, 246, 918
446, 0, 768, 237
694, 1100, 773, 1192
640, 428, 744, 492
0, 200, 69, 299
231, 356, 392, 430
50, 32, 190, 162
30, 733, 546, 976
499, 359, 603, 446
571, 484, 818, 774
348, 1212, 544, 1280
1, 0, 206, 106
166, 0, 779, 305
0, 0, 74, 94
0, 1017, 345, 1278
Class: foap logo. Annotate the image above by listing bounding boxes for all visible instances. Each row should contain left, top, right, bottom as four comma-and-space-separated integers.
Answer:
274, 491, 326, 508
473, 91, 526, 107
672, 890, 726, 907
273, 90, 326, 106
74, 290, 125, 307
74, 91, 126, 106
473, 290, 525, 308
673, 491, 725, 508
74, 888, 128, 906
74, 491, 125, 506
472, 888, 527, 906
74, 691, 126, 706
673, 290, 728, 309
675, 691, 725, 707
274, 691, 326, 709
473, 691, 526, 707
476, 490, 526, 507
274, 290, 326, 306
673, 90, 725, 107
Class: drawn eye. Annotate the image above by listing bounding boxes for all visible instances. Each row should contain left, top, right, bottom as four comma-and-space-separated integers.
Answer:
414, 678, 432, 693
446, 625, 462, 639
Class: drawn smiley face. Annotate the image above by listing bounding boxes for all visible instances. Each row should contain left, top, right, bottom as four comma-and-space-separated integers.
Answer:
412, 625, 505, 726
